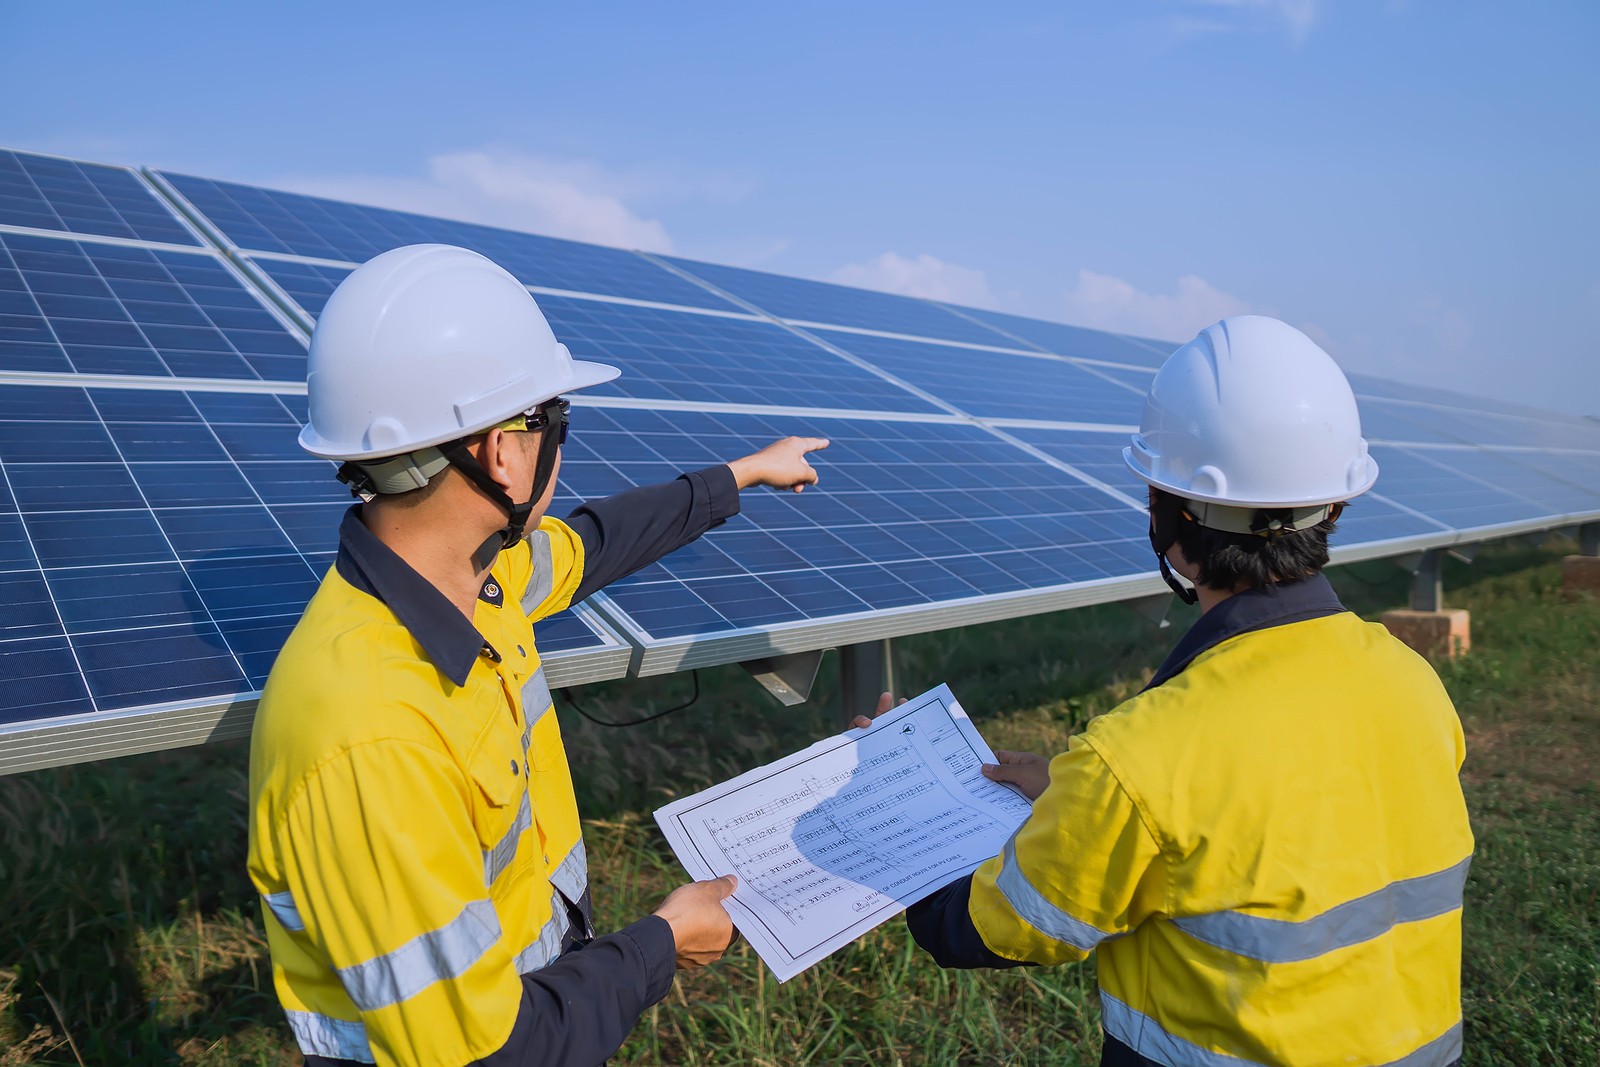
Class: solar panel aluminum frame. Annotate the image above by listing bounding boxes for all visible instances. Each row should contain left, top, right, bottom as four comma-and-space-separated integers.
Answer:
594, 568, 1175, 677
0, 599, 632, 776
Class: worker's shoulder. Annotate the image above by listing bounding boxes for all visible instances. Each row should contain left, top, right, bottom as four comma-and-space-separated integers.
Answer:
253, 572, 457, 761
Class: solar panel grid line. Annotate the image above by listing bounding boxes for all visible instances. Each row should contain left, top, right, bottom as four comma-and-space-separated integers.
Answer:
0, 222, 208, 258
0, 149, 205, 248
773, 317, 1061, 360
0, 369, 306, 396
983, 417, 1140, 432
1363, 490, 1455, 534
1371, 439, 1600, 457
570, 392, 971, 425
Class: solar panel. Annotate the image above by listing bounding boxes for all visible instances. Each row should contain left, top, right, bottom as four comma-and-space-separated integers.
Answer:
553, 406, 1154, 671
4, 147, 1599, 774
0, 381, 631, 734
246, 254, 948, 414
0, 231, 307, 381
659, 255, 1020, 347
156, 172, 740, 313
806, 328, 1145, 424
0, 150, 200, 247
944, 304, 1174, 368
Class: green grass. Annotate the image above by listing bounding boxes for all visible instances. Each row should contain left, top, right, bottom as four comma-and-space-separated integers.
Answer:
1, 541, 1595, 1065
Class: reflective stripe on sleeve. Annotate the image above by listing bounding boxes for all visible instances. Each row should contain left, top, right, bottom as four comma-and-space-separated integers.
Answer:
263, 890, 305, 932
993, 833, 1116, 952
512, 890, 571, 974
1172, 856, 1471, 964
1101, 991, 1463, 1067
335, 898, 502, 1012
522, 669, 552, 733
284, 1008, 374, 1062
483, 791, 534, 886
521, 532, 555, 613
548, 839, 589, 904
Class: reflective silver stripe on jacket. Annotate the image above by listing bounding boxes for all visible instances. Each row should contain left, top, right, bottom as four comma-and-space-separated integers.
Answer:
549, 839, 589, 904
523, 668, 553, 730
335, 898, 501, 1012
512, 889, 571, 974
263, 890, 305, 932
1101, 991, 1463, 1067
1172, 856, 1472, 964
483, 791, 534, 886
522, 532, 555, 613
284, 1009, 374, 1062
994, 833, 1116, 952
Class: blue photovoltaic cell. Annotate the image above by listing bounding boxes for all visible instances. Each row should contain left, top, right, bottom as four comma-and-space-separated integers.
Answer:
0, 232, 306, 381
248, 257, 942, 413
161, 172, 739, 313
1366, 445, 1566, 533
549, 408, 1149, 640
1361, 397, 1600, 453
661, 256, 1018, 347
0, 384, 613, 723
1399, 447, 1600, 519
809, 328, 1145, 424
536, 296, 941, 413
0, 150, 199, 247
1347, 372, 1595, 425
947, 304, 1174, 368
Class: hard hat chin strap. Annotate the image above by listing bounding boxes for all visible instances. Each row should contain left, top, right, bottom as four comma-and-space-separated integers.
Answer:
1149, 510, 1199, 606
441, 423, 563, 573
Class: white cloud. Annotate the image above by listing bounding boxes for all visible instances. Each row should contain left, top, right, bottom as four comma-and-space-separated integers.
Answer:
273, 149, 682, 252
1412, 297, 1472, 354
1180, 0, 1321, 43
829, 252, 1000, 308
1060, 269, 1255, 341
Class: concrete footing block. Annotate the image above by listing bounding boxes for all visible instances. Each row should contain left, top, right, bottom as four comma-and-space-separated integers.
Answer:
1382, 609, 1471, 660
1562, 555, 1600, 598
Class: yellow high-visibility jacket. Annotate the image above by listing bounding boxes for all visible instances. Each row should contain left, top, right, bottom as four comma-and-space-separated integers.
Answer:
955, 577, 1473, 1066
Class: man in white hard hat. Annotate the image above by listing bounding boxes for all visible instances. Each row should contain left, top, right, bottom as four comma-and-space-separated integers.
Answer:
248, 244, 829, 1067
871, 317, 1473, 1066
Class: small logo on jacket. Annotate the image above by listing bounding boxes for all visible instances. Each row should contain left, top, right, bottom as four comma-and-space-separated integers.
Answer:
479, 578, 504, 606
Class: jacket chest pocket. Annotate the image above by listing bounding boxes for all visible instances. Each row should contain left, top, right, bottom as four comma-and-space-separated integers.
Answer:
467, 725, 532, 882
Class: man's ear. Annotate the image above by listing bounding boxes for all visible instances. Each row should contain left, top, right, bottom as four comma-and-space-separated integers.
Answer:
475, 429, 519, 492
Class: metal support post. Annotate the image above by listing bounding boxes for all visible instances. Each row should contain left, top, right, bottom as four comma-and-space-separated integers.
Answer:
1581, 522, 1600, 557
740, 649, 826, 707
838, 639, 895, 725
1409, 549, 1443, 612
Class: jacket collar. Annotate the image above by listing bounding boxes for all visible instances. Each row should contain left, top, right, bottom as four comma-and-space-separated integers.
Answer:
334, 505, 494, 687
1144, 572, 1347, 692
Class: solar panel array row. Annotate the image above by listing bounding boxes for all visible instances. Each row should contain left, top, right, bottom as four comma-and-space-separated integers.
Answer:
1, 149, 1597, 757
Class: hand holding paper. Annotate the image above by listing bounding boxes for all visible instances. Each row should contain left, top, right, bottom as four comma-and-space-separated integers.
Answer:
654, 684, 1030, 981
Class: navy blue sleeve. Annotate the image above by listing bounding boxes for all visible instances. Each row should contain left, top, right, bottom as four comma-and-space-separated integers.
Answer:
564, 465, 741, 603
475, 915, 677, 1067
906, 875, 1029, 970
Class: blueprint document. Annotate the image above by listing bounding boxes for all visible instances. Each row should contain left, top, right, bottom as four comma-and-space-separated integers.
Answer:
654, 684, 1032, 981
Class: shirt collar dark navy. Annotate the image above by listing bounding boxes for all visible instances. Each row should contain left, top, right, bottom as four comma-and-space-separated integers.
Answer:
334, 505, 493, 687
1144, 572, 1348, 692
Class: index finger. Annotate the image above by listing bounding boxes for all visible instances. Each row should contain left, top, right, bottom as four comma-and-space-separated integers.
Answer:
992, 750, 1041, 765
796, 437, 829, 453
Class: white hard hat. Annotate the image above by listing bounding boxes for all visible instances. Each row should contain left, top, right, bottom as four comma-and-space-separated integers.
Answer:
299, 244, 620, 461
1123, 315, 1379, 509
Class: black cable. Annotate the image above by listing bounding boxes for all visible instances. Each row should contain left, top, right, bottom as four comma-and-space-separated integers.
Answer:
558, 670, 702, 728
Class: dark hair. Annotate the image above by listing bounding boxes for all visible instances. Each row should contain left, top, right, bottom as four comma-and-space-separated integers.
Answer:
1149, 488, 1341, 591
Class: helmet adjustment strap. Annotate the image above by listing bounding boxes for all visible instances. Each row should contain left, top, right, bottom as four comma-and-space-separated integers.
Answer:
1184, 500, 1341, 538
1149, 509, 1199, 606
442, 411, 565, 572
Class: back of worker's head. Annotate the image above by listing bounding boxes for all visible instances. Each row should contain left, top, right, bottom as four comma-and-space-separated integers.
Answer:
1124, 315, 1378, 599
298, 244, 619, 554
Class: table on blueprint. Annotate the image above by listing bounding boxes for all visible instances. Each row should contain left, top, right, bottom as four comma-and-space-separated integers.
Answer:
655, 685, 1032, 980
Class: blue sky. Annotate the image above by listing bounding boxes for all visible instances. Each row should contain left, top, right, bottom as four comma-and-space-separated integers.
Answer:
5, 1, 1597, 416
